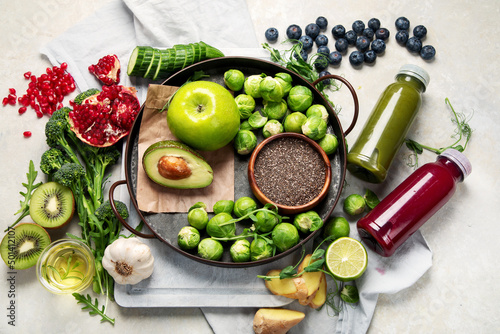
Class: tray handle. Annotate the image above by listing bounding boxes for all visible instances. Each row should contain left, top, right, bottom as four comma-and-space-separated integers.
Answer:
312, 74, 359, 136
109, 180, 156, 239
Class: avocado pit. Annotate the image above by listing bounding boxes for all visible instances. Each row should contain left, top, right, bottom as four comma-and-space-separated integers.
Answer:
158, 156, 192, 180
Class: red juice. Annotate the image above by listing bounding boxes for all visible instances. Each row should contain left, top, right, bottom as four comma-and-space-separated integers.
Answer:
357, 149, 472, 257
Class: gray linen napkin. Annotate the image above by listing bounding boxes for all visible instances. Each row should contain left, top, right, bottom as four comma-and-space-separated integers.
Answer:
40, 1, 432, 333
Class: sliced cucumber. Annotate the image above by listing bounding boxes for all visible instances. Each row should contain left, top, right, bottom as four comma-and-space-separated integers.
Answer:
145, 48, 161, 79
137, 47, 155, 77
127, 46, 154, 77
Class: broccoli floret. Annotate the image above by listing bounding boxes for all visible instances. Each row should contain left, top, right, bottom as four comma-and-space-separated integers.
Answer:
53, 163, 87, 194
50, 106, 72, 121
40, 148, 72, 175
95, 200, 129, 222
73, 88, 100, 105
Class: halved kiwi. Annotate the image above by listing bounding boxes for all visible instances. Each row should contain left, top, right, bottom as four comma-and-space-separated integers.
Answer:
0, 223, 51, 270
29, 182, 75, 229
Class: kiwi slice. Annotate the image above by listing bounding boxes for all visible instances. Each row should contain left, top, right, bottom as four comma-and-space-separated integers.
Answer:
0, 223, 51, 269
29, 182, 75, 229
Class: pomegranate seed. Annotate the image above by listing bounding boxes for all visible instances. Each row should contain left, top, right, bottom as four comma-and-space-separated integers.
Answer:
36, 111, 43, 118
23, 131, 32, 137
9, 88, 16, 95
24, 71, 31, 79
61, 62, 68, 70
2, 97, 8, 106
18, 107, 27, 114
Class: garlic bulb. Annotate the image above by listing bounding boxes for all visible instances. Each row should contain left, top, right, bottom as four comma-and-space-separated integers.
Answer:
102, 238, 154, 285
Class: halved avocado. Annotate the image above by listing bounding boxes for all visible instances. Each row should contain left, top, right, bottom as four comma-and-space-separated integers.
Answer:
142, 140, 213, 189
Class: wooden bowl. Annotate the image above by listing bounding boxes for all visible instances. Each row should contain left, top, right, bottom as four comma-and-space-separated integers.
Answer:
247, 132, 332, 215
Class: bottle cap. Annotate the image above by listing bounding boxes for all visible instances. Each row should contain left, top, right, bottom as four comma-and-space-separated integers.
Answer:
439, 149, 472, 179
397, 64, 430, 91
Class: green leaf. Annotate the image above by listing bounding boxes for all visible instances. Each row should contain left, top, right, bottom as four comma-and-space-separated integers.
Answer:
73, 293, 115, 325
340, 285, 359, 304
279, 265, 297, 279
364, 189, 380, 210
304, 259, 325, 272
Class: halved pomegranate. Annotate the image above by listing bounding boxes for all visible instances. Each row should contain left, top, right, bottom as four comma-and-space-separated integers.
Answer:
88, 54, 121, 86
68, 85, 140, 147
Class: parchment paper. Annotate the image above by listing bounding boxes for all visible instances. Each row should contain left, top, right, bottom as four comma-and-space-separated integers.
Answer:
136, 84, 234, 213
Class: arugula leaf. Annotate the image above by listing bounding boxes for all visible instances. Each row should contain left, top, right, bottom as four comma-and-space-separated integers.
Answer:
73, 293, 115, 325
5, 160, 42, 232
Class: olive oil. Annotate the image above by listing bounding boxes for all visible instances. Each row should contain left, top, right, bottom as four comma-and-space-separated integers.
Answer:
37, 239, 95, 294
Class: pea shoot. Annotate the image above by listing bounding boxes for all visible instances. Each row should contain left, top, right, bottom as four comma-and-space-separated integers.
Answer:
405, 98, 473, 167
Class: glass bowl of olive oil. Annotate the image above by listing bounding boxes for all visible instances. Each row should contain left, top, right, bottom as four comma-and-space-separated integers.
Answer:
36, 239, 95, 294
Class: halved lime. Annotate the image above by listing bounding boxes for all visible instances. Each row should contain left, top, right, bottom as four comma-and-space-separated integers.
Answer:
325, 237, 368, 282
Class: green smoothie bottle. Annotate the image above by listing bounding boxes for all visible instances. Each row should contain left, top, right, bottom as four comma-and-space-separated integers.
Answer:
347, 64, 430, 183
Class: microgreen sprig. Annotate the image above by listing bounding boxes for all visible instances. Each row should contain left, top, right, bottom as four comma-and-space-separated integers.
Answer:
73, 293, 115, 325
405, 98, 473, 167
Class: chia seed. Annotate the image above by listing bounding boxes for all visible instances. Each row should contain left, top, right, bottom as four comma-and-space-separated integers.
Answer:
254, 137, 326, 207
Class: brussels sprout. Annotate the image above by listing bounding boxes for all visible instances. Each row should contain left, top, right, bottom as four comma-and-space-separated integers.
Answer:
230, 239, 251, 262
206, 212, 236, 238
234, 94, 256, 119
244, 74, 265, 98
272, 223, 300, 252
364, 189, 380, 210
224, 69, 245, 91
323, 216, 350, 240
250, 237, 274, 261
198, 238, 224, 261
302, 115, 327, 140
248, 111, 268, 129
177, 226, 201, 250
306, 104, 329, 123
240, 120, 253, 131
259, 76, 284, 102
343, 194, 366, 216
293, 210, 324, 234
254, 209, 279, 233
262, 120, 284, 138
318, 133, 339, 155
262, 99, 288, 120
283, 112, 307, 133
233, 196, 258, 218
187, 206, 209, 230
287, 85, 313, 112
275, 72, 293, 96
213, 199, 235, 215
234, 130, 257, 155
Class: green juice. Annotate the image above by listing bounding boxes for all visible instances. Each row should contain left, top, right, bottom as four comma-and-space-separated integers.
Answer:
347, 64, 429, 183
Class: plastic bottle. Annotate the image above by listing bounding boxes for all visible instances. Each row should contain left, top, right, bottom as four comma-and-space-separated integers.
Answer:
347, 64, 430, 183
356, 149, 472, 257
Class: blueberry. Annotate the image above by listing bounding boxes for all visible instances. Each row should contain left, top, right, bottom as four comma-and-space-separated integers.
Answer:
406, 36, 422, 53
395, 17, 410, 31
299, 35, 314, 51
316, 16, 328, 30
356, 36, 370, 52
349, 51, 364, 66
293, 48, 308, 62
328, 51, 343, 65
317, 45, 330, 55
331, 24, 346, 39
315, 34, 329, 47
375, 28, 390, 40
335, 38, 349, 53
345, 30, 357, 45
362, 28, 375, 40
371, 39, 386, 54
319, 70, 332, 85
305, 23, 321, 40
352, 20, 365, 34
286, 24, 302, 40
413, 25, 427, 39
265, 27, 279, 42
368, 18, 381, 31
314, 56, 329, 71
364, 50, 377, 64
420, 45, 436, 60
395, 30, 409, 45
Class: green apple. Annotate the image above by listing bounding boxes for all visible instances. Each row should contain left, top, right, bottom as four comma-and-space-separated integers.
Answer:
167, 81, 240, 151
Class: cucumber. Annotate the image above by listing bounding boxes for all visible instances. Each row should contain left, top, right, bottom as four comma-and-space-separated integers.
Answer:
127, 42, 224, 80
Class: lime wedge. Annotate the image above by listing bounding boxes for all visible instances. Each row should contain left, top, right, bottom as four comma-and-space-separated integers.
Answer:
325, 237, 368, 282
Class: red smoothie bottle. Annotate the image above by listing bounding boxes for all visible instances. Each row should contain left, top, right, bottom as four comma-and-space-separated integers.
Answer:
357, 149, 472, 257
